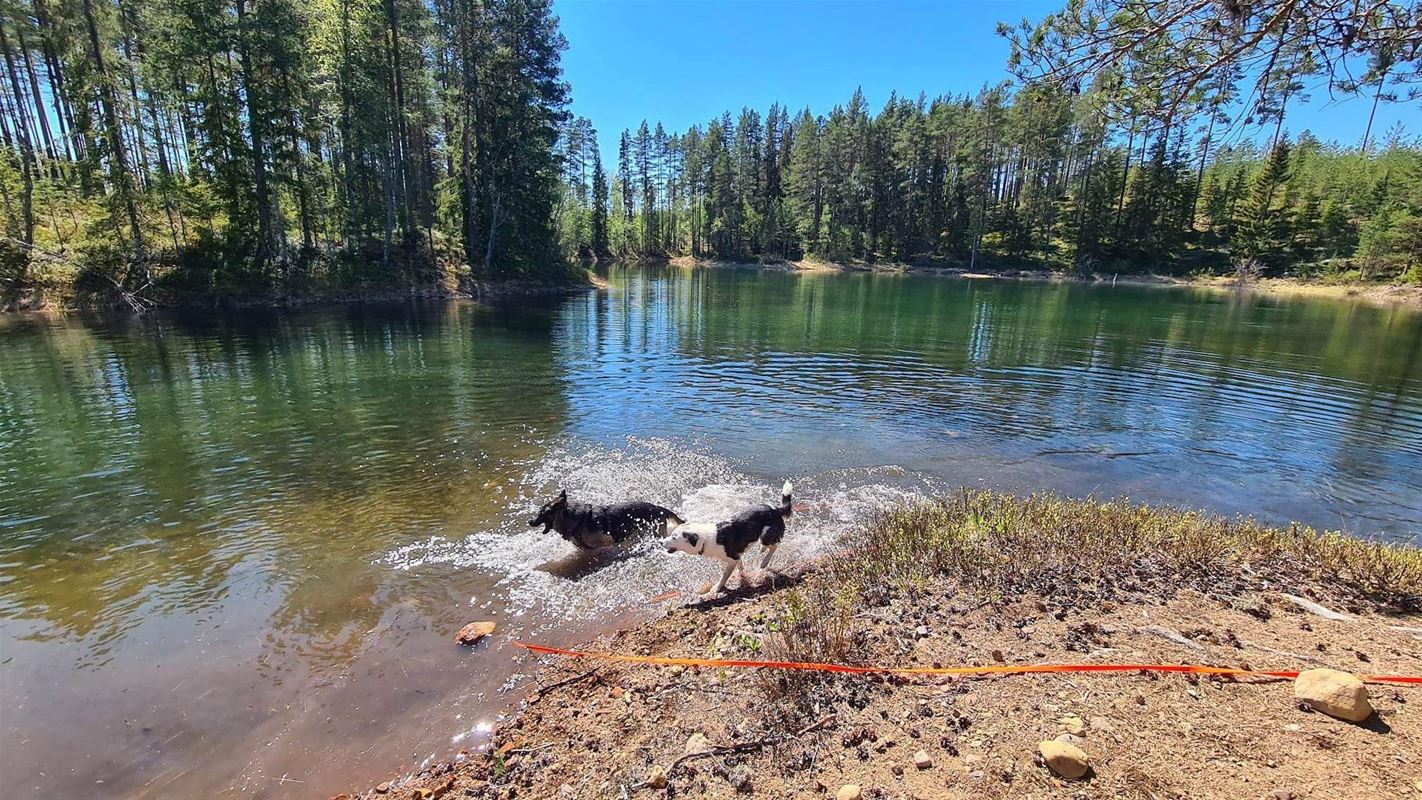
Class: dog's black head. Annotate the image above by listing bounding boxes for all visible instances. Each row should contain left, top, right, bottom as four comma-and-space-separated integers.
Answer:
529, 490, 568, 533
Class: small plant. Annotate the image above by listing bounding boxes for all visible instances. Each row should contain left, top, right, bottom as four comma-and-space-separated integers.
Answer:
757, 582, 863, 718
1233, 257, 1263, 285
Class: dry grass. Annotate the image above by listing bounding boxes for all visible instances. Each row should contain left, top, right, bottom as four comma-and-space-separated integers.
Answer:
823, 490, 1422, 611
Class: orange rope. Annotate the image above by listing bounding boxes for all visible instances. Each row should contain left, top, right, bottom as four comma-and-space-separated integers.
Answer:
514, 641, 1422, 685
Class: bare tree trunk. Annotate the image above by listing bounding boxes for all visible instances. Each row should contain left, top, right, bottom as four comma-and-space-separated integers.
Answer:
234, 0, 279, 271
82, 0, 144, 261
1360, 72, 1386, 155
0, 17, 36, 244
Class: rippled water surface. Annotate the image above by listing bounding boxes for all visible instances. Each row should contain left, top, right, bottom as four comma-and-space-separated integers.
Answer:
2, 267, 1420, 798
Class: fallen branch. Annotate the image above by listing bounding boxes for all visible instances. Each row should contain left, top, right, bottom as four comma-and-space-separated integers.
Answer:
666, 714, 836, 778
1281, 594, 1352, 622
528, 668, 600, 702
1137, 624, 1207, 653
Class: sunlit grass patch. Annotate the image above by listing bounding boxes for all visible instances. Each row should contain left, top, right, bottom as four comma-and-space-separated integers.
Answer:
824, 490, 1422, 612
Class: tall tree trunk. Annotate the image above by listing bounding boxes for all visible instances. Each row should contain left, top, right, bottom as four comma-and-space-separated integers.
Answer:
15, 27, 58, 172
384, 0, 411, 238
1360, 72, 1386, 155
234, 0, 278, 270
0, 16, 36, 244
81, 0, 143, 260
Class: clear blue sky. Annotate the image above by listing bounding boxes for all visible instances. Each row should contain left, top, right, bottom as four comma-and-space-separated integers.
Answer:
554, 0, 1417, 163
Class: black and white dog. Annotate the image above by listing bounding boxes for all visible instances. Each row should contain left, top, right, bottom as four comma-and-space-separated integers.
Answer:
664, 481, 793, 594
529, 490, 685, 551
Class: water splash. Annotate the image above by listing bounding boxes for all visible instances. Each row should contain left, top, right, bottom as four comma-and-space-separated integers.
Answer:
381, 438, 937, 620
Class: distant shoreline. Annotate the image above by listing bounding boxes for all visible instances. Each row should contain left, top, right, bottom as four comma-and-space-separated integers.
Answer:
1, 274, 594, 315
663, 255, 1422, 310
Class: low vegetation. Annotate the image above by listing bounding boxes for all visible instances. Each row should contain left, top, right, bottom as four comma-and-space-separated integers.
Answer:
761, 491, 1422, 714
828, 492, 1422, 609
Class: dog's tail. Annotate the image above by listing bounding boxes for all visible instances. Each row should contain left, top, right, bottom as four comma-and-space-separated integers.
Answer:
779, 480, 794, 519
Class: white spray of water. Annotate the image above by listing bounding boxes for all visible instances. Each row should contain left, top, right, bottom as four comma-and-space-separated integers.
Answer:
381, 438, 937, 620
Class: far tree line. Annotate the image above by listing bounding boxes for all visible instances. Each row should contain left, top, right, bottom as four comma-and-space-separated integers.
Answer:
1, 0, 1419, 306
0, 0, 571, 304
553, 90, 1420, 281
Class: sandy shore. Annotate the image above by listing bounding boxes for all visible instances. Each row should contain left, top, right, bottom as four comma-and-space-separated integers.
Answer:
344, 494, 1422, 800
665, 256, 1422, 310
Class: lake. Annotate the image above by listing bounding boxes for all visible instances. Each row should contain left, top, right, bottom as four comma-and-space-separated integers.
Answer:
2, 266, 1420, 798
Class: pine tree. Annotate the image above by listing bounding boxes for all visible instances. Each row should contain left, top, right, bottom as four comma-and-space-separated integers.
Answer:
1235, 141, 1293, 270
591, 147, 609, 257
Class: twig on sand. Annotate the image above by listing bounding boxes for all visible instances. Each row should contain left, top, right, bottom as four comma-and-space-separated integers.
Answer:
1281, 594, 1353, 622
664, 714, 837, 779
1241, 639, 1332, 668
1137, 624, 1207, 653
529, 668, 600, 701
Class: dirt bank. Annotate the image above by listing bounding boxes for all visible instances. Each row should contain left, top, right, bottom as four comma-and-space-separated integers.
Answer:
665, 256, 1422, 310
346, 493, 1422, 800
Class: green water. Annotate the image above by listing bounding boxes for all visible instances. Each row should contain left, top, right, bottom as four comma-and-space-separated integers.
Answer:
1, 267, 1419, 798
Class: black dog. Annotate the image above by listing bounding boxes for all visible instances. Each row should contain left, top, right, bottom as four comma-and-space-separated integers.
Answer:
529, 490, 685, 551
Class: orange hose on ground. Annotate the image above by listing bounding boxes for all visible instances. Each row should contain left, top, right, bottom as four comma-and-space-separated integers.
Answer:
513, 641, 1422, 685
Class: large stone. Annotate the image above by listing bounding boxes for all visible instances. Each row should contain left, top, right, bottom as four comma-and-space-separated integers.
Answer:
835, 786, 863, 800
455, 621, 496, 646
645, 766, 667, 789
1293, 668, 1372, 722
913, 749, 933, 770
1038, 739, 1089, 779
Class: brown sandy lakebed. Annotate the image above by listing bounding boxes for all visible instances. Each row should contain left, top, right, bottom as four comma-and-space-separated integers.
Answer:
344, 493, 1422, 800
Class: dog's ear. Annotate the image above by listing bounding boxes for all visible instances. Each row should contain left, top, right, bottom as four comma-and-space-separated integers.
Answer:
555, 490, 567, 505
685, 532, 699, 546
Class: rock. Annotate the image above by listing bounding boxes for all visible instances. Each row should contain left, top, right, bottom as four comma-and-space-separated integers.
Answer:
1293, 668, 1373, 722
835, 785, 863, 800
455, 620, 496, 646
727, 765, 752, 792
1059, 715, 1085, 735
684, 732, 711, 756
1270, 790, 1295, 800
1038, 739, 1089, 780
1089, 716, 1114, 735
913, 750, 933, 770
375, 782, 390, 794
645, 766, 667, 789
915, 625, 930, 638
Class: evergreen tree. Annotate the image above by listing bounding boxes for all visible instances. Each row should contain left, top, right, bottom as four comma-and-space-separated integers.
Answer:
590, 148, 609, 258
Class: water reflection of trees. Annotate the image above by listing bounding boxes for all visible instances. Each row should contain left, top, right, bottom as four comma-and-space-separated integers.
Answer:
0, 301, 569, 671
591, 267, 1422, 533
